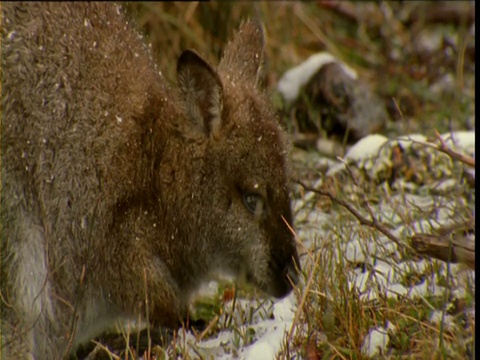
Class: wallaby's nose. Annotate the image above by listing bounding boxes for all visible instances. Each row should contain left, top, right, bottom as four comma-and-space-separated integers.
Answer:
268, 254, 300, 299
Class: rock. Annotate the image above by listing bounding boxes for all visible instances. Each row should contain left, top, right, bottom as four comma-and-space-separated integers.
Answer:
277, 52, 388, 146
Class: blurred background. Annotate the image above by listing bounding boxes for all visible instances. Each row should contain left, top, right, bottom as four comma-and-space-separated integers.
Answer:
124, 1, 475, 151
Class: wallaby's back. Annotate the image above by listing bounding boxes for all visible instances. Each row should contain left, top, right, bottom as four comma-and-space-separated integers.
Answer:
2, 3, 299, 359
2, 3, 168, 357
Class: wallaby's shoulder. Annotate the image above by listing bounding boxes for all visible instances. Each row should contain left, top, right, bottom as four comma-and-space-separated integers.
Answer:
1, 2, 170, 250
2, 2, 165, 120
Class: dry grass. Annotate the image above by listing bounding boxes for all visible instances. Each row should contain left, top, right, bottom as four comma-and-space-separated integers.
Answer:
285, 131, 475, 359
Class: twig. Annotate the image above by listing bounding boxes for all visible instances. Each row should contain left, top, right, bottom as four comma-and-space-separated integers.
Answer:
410, 220, 475, 270
89, 341, 121, 360
295, 180, 406, 250
195, 315, 219, 342
434, 130, 475, 167
403, 131, 475, 168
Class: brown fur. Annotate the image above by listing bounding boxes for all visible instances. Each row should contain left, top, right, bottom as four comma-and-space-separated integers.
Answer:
1, 3, 299, 359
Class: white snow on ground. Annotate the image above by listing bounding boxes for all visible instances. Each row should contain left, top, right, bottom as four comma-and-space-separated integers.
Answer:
440, 130, 475, 153
344, 134, 389, 162
326, 134, 390, 177
429, 310, 457, 331
361, 322, 396, 357
277, 52, 358, 104
327, 130, 476, 179
172, 294, 297, 360
393, 131, 475, 154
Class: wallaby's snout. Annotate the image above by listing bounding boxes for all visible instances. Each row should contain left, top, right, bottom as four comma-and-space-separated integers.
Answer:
246, 243, 299, 299
269, 250, 301, 299
266, 214, 301, 298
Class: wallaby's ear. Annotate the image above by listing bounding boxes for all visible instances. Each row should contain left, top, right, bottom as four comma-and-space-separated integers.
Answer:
177, 50, 223, 139
218, 20, 266, 88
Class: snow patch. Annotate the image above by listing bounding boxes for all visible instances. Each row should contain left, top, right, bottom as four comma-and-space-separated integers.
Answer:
429, 310, 457, 331
361, 322, 395, 357
344, 134, 389, 162
245, 341, 276, 360
440, 130, 475, 153
327, 134, 389, 177
277, 52, 358, 104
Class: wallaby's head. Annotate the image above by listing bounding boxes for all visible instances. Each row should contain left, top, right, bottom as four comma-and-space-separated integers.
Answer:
172, 21, 300, 298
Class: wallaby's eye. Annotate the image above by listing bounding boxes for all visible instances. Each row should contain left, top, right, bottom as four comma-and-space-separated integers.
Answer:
243, 193, 262, 214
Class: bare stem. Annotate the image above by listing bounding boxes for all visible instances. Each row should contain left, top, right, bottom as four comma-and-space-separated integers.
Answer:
295, 180, 406, 250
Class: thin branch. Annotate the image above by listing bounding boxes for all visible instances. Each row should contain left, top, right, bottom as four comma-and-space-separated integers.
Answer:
295, 180, 406, 250
410, 220, 475, 270
434, 130, 475, 167
403, 131, 475, 168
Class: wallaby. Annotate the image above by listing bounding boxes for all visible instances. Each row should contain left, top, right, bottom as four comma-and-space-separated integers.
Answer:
1, 3, 300, 359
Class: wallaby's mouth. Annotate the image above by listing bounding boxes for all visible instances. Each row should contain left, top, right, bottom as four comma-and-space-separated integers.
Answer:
271, 260, 300, 298
248, 257, 300, 299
